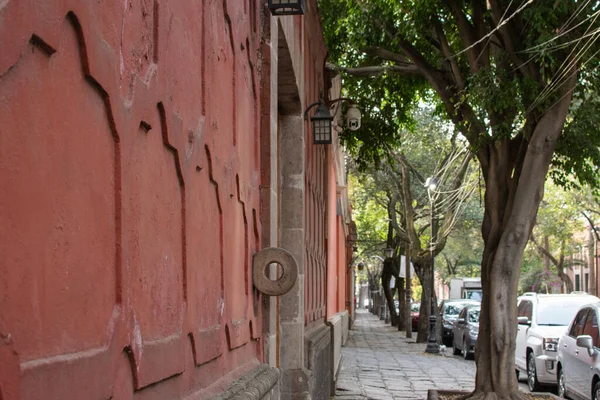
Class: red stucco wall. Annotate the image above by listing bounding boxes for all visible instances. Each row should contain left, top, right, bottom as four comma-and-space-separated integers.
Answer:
337, 215, 347, 313
0, 1, 265, 398
303, 5, 328, 327
326, 154, 337, 319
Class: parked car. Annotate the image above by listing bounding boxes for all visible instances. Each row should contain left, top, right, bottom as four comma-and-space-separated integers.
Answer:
452, 303, 480, 360
556, 300, 600, 400
411, 302, 420, 331
439, 299, 480, 346
515, 293, 600, 392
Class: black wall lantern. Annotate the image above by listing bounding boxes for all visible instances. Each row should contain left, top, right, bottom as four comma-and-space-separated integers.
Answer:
268, 0, 305, 16
304, 102, 334, 144
304, 98, 361, 145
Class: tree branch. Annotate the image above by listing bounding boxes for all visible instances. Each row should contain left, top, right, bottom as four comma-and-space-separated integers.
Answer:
363, 47, 412, 64
443, 0, 481, 72
582, 211, 600, 242
472, 0, 489, 68
326, 62, 421, 76
488, 0, 540, 82
432, 16, 466, 90
398, 154, 421, 252
387, 192, 409, 243
530, 233, 560, 266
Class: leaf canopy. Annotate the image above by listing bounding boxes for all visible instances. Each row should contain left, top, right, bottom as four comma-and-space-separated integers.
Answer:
320, 0, 600, 189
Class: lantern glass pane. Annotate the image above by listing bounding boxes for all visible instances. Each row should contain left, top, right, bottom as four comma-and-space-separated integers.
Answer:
312, 118, 332, 144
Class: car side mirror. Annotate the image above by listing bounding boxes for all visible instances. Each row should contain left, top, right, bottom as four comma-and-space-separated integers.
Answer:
457, 318, 465, 324
576, 335, 595, 356
517, 316, 530, 326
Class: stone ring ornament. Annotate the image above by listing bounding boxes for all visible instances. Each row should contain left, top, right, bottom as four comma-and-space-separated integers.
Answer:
252, 247, 298, 296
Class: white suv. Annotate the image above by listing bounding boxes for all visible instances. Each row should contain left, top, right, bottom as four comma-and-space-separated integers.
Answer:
515, 293, 599, 392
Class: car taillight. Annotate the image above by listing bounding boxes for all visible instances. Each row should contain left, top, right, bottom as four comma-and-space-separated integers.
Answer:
543, 337, 559, 351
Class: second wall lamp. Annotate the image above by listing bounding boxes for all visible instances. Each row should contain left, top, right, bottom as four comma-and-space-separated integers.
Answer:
303, 98, 361, 145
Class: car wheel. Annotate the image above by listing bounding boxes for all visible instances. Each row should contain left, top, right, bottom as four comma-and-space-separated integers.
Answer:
527, 352, 541, 392
593, 380, 600, 400
462, 338, 471, 360
557, 368, 566, 398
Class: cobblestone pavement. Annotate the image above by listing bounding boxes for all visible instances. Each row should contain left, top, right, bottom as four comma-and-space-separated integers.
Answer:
334, 309, 476, 400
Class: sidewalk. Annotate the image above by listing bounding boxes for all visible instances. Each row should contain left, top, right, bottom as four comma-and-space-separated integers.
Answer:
334, 309, 476, 400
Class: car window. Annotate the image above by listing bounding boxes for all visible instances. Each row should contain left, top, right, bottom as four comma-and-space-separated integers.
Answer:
411, 303, 420, 312
536, 300, 592, 326
581, 309, 600, 347
518, 300, 532, 320
569, 309, 588, 338
469, 308, 481, 323
467, 291, 482, 301
444, 302, 476, 316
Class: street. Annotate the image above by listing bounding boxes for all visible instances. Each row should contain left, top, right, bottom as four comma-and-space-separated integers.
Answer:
335, 309, 552, 399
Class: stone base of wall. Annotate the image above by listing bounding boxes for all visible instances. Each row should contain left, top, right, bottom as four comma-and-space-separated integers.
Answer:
279, 322, 337, 400
326, 310, 349, 395
305, 324, 332, 400
210, 364, 280, 400
340, 311, 349, 346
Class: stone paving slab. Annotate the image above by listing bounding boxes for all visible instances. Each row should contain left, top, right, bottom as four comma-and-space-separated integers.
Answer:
334, 309, 476, 399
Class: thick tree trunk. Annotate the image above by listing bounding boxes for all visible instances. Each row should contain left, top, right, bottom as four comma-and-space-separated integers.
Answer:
382, 265, 398, 325
397, 277, 406, 330
369, 279, 380, 315
543, 236, 550, 273
472, 86, 573, 399
416, 260, 434, 343
557, 265, 574, 293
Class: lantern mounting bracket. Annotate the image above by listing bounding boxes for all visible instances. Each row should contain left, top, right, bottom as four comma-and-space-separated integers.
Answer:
303, 101, 324, 120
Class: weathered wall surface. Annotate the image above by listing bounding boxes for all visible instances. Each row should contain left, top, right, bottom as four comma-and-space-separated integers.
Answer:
303, 0, 328, 329
0, 1, 268, 398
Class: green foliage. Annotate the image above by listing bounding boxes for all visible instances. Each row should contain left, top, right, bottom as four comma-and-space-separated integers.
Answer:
518, 264, 563, 295
319, 0, 600, 190
322, 0, 600, 369
553, 88, 600, 193
411, 276, 422, 301
337, 68, 429, 169
348, 174, 388, 256
536, 180, 585, 246
347, 103, 480, 293
436, 189, 485, 285
518, 179, 589, 293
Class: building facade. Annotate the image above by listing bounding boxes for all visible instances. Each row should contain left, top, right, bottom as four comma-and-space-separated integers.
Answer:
566, 226, 598, 296
0, 1, 352, 399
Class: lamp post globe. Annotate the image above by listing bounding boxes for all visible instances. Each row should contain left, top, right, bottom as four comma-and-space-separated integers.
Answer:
384, 247, 394, 259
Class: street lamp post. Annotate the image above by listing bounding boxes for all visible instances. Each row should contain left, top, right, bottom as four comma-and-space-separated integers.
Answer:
425, 177, 440, 354
405, 243, 412, 339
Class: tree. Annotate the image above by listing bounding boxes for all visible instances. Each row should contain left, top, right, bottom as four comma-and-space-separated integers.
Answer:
579, 192, 600, 297
351, 105, 478, 341
348, 174, 390, 316
530, 181, 587, 293
319, 1, 600, 397
437, 191, 485, 285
